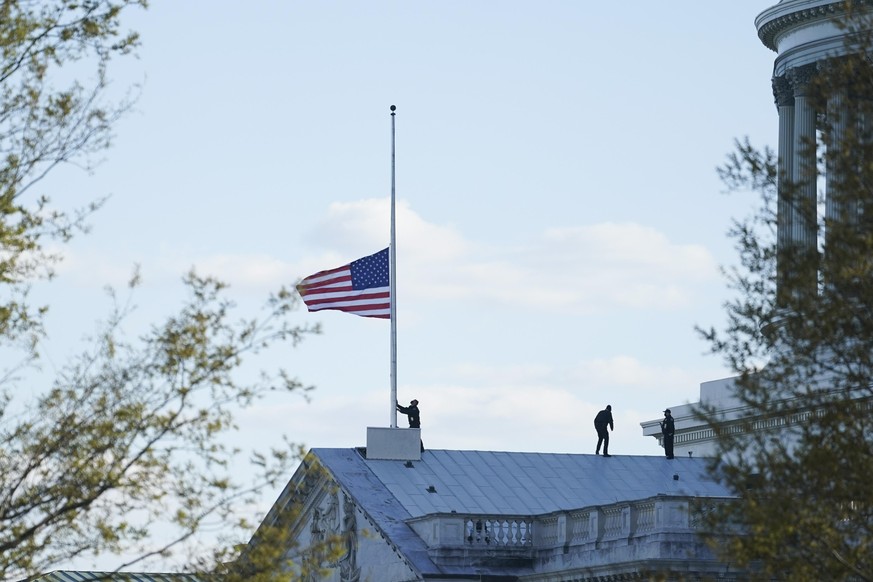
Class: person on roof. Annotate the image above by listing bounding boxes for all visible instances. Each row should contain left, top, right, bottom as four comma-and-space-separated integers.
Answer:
396, 398, 424, 452
660, 409, 675, 459
594, 405, 614, 457
396, 399, 420, 428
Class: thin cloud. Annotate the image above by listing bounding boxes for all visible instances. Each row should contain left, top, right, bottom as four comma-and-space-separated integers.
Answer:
52, 199, 721, 317
301, 200, 721, 314
190, 254, 296, 289
306, 198, 469, 261
403, 212, 717, 313
576, 356, 697, 388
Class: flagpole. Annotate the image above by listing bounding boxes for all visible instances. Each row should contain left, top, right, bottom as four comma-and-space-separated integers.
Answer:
389, 105, 398, 428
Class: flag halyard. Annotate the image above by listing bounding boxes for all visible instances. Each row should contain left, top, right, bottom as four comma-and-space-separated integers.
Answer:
297, 248, 390, 319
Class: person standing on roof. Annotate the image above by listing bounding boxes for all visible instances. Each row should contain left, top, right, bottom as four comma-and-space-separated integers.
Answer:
594, 405, 613, 457
660, 409, 675, 459
396, 398, 424, 452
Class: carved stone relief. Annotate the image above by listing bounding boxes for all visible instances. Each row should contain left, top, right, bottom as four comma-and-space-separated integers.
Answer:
306, 488, 361, 581
336, 493, 361, 582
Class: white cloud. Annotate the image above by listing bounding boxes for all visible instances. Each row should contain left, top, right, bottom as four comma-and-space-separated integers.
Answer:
191, 253, 295, 289
55, 246, 298, 292
306, 198, 468, 262
52, 245, 140, 288
385, 205, 719, 314
52, 199, 721, 318
574, 356, 697, 389
542, 223, 714, 278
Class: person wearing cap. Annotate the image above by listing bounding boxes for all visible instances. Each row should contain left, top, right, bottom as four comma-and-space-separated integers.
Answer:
594, 405, 614, 457
396, 399, 420, 428
396, 398, 424, 451
660, 409, 675, 459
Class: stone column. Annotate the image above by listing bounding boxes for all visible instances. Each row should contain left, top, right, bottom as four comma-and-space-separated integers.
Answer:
825, 86, 851, 228
822, 86, 850, 295
790, 65, 818, 250
774, 75, 795, 255
781, 65, 819, 300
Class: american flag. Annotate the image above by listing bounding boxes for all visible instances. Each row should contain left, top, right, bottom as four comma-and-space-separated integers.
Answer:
296, 248, 391, 319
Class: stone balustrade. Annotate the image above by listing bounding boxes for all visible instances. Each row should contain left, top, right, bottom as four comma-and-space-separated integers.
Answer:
406, 495, 733, 573
462, 516, 533, 547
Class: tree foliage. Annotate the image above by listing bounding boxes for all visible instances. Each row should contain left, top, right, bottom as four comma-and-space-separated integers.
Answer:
0, 2, 319, 579
4, 274, 317, 579
0, 0, 145, 344
697, 3, 873, 580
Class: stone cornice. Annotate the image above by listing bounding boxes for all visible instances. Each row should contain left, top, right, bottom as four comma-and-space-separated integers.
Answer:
756, 0, 844, 52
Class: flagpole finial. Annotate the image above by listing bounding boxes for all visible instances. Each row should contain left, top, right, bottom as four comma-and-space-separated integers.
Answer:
390, 104, 396, 115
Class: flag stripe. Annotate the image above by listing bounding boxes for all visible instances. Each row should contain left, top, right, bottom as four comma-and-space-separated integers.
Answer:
299, 279, 354, 296
299, 271, 352, 288
308, 304, 390, 316
302, 289, 390, 306
297, 248, 390, 319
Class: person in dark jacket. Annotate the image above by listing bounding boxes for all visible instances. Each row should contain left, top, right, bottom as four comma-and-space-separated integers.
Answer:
660, 409, 675, 459
396, 399, 424, 451
594, 405, 614, 457
396, 399, 420, 428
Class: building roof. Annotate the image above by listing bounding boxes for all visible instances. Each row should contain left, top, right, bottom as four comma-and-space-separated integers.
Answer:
317, 448, 731, 518
27, 572, 199, 582
310, 448, 734, 579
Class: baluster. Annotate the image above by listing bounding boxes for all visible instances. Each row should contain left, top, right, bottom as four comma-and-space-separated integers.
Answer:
496, 519, 506, 545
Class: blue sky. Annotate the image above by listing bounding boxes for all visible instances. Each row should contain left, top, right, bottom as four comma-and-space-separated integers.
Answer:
30, 0, 777, 536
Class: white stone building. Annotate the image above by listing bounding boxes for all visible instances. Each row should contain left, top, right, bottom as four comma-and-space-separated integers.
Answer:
250, 432, 738, 581
643, 0, 873, 460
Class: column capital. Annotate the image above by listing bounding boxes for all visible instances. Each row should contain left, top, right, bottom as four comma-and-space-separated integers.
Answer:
773, 75, 794, 107
788, 64, 818, 96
